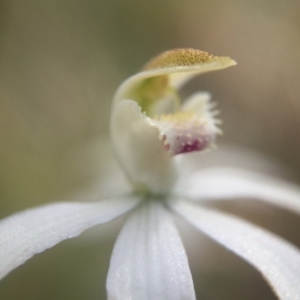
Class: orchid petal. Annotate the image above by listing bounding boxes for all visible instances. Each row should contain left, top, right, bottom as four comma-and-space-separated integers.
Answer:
107, 200, 195, 300
171, 199, 300, 300
111, 49, 235, 193
174, 167, 300, 214
0, 196, 139, 280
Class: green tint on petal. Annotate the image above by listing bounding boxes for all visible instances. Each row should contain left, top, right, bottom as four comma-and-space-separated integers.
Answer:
113, 48, 236, 108
129, 75, 176, 115
110, 48, 236, 193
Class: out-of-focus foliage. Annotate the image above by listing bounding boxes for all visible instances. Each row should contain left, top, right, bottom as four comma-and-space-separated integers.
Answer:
0, 0, 300, 299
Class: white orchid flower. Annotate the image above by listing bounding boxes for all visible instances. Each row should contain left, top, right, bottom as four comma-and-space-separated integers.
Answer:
1, 48, 300, 300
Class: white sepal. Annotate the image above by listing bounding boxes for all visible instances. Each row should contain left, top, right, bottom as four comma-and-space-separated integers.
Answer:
174, 167, 300, 214
171, 199, 300, 300
0, 196, 139, 280
107, 200, 196, 300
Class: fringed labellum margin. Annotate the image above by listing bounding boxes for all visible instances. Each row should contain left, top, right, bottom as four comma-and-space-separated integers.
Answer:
110, 48, 236, 194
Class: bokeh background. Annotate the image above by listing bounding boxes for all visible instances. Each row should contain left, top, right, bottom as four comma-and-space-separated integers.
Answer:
1, 0, 300, 299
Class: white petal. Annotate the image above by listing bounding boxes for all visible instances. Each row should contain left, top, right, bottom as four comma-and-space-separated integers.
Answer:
171, 199, 300, 300
0, 196, 139, 280
110, 50, 235, 193
174, 167, 300, 214
110, 99, 177, 194
107, 200, 195, 300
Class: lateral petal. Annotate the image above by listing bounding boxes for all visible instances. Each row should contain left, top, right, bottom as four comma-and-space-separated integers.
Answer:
174, 167, 300, 214
171, 199, 300, 300
0, 196, 139, 280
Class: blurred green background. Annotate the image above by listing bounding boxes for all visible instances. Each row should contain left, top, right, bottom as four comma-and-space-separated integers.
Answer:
1, 0, 300, 299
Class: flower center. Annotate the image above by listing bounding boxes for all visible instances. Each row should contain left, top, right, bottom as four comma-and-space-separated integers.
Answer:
110, 48, 236, 194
